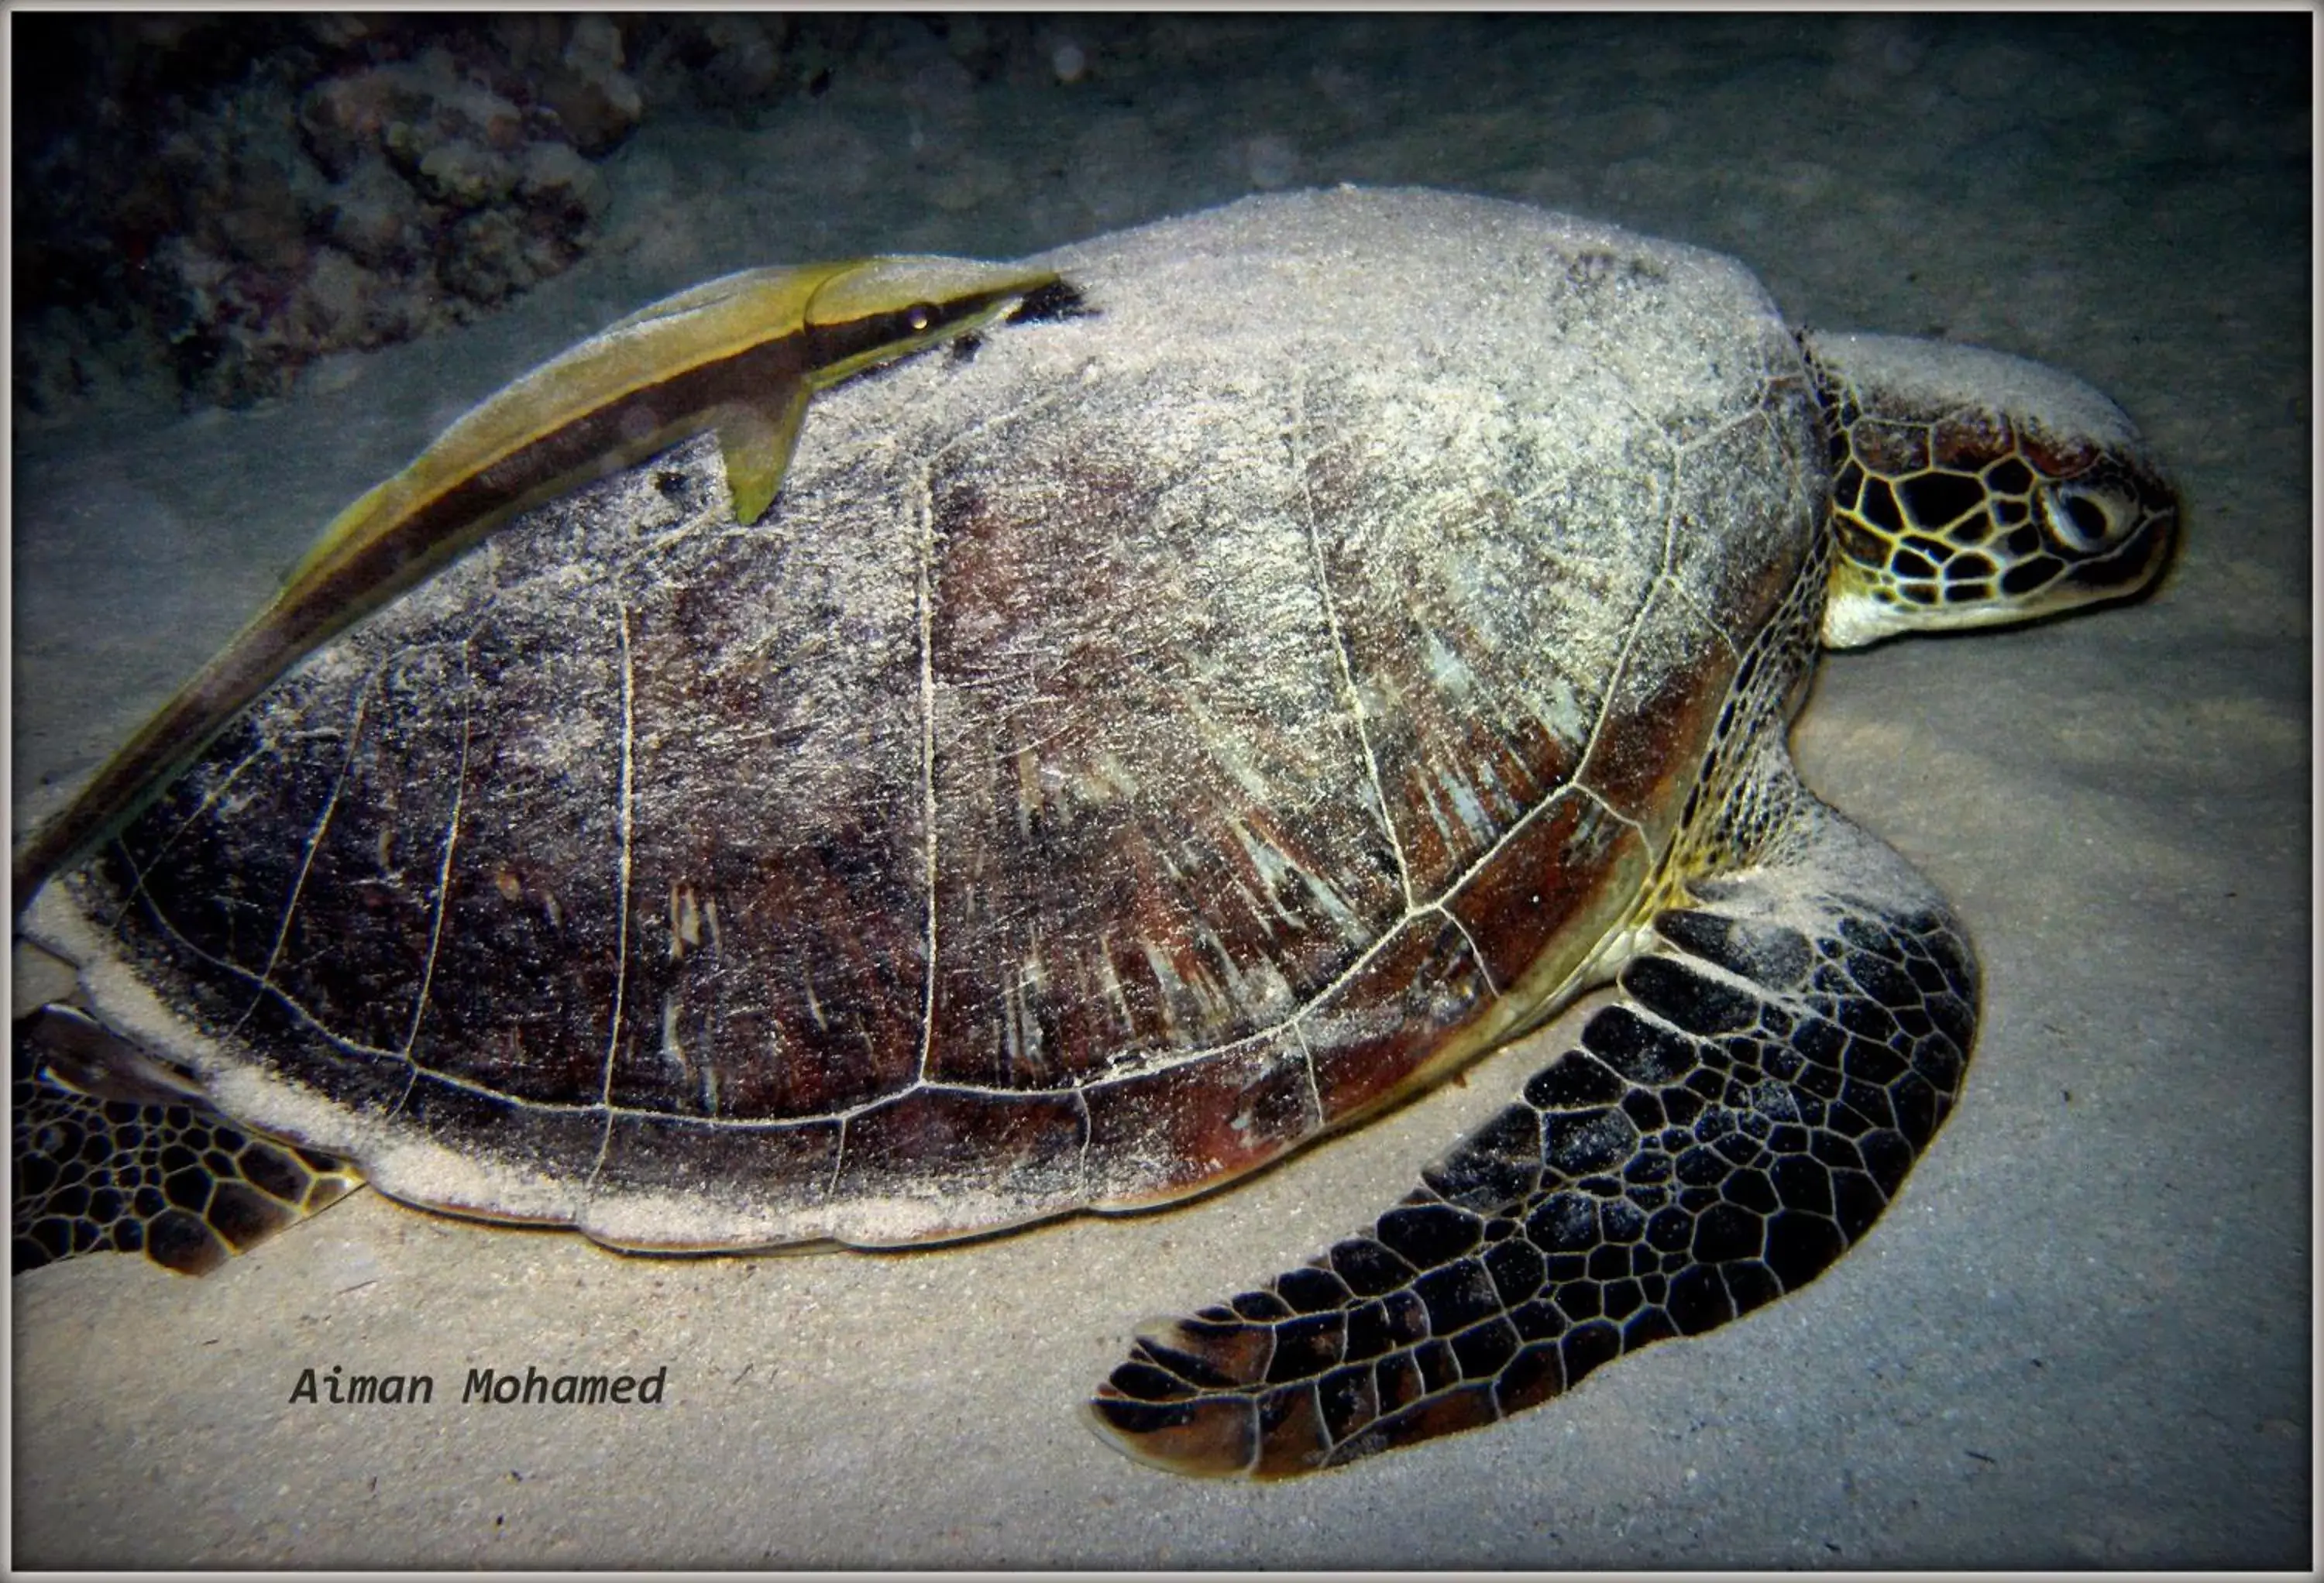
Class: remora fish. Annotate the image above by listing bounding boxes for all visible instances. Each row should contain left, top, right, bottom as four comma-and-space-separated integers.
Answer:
12, 254, 1057, 904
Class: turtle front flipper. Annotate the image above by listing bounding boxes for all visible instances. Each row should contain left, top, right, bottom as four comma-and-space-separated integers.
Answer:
1088, 798, 1978, 1478
13, 1005, 361, 1276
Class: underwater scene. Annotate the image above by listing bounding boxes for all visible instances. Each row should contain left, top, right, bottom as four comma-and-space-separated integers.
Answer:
10, 12, 2309, 1568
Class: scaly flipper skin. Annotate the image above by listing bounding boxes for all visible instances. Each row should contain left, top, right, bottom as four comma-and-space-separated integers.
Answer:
9, 255, 1056, 907
1088, 791, 1977, 1478
13, 1006, 360, 1275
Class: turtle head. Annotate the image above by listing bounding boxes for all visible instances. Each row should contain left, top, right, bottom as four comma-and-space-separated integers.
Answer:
1800, 331, 2178, 650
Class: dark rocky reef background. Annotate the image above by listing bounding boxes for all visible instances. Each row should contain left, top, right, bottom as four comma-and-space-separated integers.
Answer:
18, 12, 2299, 432
10, 12, 1129, 417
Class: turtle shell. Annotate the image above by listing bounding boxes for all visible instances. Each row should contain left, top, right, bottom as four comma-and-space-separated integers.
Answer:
40, 187, 1824, 1252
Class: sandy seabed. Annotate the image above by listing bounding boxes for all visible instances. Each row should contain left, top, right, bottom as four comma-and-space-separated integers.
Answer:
11, 15, 2309, 1568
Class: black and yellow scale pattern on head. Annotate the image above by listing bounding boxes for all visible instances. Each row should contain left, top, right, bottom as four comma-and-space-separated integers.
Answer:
1801, 331, 2178, 649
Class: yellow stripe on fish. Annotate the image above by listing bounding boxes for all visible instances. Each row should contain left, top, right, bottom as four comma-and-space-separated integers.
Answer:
13, 254, 1057, 905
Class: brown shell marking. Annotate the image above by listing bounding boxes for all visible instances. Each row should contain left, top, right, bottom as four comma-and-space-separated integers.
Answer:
63, 190, 1820, 1249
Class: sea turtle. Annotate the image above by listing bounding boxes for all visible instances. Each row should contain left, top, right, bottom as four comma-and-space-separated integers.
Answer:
14, 187, 2175, 1478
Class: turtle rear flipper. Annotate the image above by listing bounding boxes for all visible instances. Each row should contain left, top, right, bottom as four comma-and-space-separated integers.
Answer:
13, 1005, 361, 1276
1088, 796, 1978, 1478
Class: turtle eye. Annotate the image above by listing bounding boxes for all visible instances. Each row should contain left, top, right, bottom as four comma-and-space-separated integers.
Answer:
2039, 481, 2131, 555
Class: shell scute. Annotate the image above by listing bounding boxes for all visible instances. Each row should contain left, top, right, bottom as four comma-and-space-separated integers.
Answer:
903, 374, 1418, 1084
590, 1112, 843, 1248
1298, 912, 1498, 1122
1081, 1034, 1319, 1208
828, 1082, 1089, 1235
1443, 791, 1648, 995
